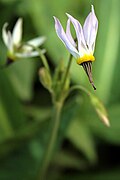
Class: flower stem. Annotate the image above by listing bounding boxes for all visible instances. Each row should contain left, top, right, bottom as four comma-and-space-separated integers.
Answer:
35, 47, 50, 73
69, 85, 90, 96
61, 54, 73, 91
24, 43, 50, 73
38, 54, 73, 179
38, 102, 62, 180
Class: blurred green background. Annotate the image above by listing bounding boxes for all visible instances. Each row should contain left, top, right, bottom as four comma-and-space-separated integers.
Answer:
0, 0, 120, 179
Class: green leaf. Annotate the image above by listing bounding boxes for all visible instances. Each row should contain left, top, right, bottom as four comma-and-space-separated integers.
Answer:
96, 0, 119, 103
66, 118, 97, 163
25, 106, 51, 122
7, 59, 36, 100
53, 151, 88, 170
0, 144, 40, 180
0, 100, 13, 141
0, 70, 27, 142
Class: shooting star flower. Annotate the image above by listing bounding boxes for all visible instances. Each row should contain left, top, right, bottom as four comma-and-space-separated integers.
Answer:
54, 5, 98, 90
2, 18, 46, 65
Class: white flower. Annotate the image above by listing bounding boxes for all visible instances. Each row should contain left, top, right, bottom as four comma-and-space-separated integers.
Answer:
2, 18, 46, 61
54, 5, 98, 90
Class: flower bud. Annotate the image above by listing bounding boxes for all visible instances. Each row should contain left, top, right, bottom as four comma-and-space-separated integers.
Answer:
90, 94, 110, 127
39, 68, 52, 92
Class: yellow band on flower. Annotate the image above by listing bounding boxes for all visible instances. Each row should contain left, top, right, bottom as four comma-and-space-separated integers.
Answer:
77, 54, 95, 65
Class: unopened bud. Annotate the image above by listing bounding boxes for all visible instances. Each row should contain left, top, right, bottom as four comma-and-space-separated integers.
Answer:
90, 94, 110, 127
39, 68, 52, 92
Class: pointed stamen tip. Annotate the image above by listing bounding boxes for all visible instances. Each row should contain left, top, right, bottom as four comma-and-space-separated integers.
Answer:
91, 82, 96, 90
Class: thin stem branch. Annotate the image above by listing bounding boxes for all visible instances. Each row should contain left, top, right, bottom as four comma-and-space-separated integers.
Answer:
35, 47, 50, 73
38, 102, 62, 180
69, 85, 91, 96
61, 54, 73, 91
24, 43, 50, 73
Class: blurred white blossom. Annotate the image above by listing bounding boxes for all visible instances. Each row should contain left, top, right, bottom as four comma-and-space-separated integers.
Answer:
2, 18, 46, 61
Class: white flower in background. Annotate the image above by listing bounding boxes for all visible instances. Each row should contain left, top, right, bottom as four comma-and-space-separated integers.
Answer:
54, 5, 98, 90
2, 18, 46, 64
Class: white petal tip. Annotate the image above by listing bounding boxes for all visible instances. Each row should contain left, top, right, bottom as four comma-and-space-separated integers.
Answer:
26, 36, 46, 48
39, 36, 47, 42
53, 16, 59, 24
12, 17, 23, 45
91, 5, 95, 12
66, 13, 71, 18
53, 16, 58, 21
17, 17, 23, 23
15, 18, 23, 28
3, 22, 8, 28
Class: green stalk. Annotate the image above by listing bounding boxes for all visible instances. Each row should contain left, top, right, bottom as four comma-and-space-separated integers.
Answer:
60, 54, 73, 92
24, 43, 50, 73
69, 85, 90, 96
38, 54, 73, 179
38, 102, 62, 180
35, 47, 50, 73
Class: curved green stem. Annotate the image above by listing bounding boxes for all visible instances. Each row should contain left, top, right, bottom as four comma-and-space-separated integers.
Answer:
38, 102, 62, 180
69, 85, 91, 96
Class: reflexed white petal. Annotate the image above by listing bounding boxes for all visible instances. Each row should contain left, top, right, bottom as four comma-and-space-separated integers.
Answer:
53, 16, 79, 58
27, 36, 46, 47
16, 51, 39, 58
66, 19, 76, 47
40, 49, 46, 54
21, 44, 32, 52
16, 49, 46, 58
7, 31, 13, 52
66, 13, 87, 53
83, 5, 98, 52
12, 18, 23, 46
22, 37, 46, 52
2, 23, 9, 48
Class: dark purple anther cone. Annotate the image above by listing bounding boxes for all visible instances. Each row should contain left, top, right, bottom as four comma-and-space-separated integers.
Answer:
81, 61, 96, 90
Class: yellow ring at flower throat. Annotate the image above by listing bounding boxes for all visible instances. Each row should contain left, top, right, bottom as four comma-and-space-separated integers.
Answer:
77, 54, 95, 65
